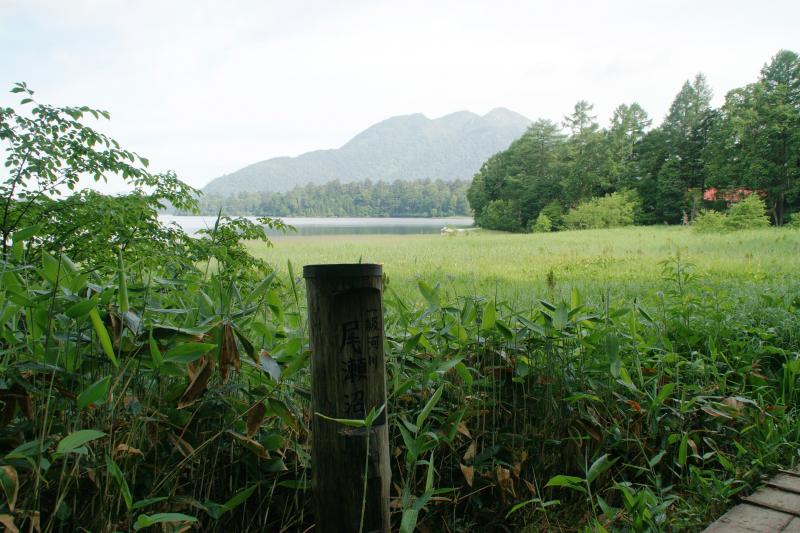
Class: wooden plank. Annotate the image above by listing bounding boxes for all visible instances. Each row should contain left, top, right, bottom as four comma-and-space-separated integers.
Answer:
744, 487, 800, 518
779, 469, 800, 479
783, 517, 800, 532
767, 474, 800, 495
702, 503, 793, 532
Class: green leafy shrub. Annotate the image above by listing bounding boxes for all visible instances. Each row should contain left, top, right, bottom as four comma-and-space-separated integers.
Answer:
692, 209, 730, 232
539, 201, 565, 229
786, 213, 800, 228
529, 212, 552, 233
562, 191, 638, 230
478, 199, 522, 232
726, 193, 771, 229
693, 194, 771, 233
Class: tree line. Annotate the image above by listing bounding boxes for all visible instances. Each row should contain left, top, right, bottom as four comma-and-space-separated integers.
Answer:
468, 49, 800, 231
184, 179, 470, 217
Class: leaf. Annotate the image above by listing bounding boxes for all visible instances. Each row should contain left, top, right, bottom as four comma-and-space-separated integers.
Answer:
42, 252, 61, 284
463, 440, 476, 462
399, 490, 433, 533
133, 513, 197, 530
65, 298, 97, 319
545, 475, 587, 494
56, 429, 106, 456
506, 498, 553, 518
315, 412, 366, 428
204, 483, 259, 519
417, 280, 440, 307
277, 479, 310, 490
0, 514, 18, 533
415, 386, 443, 430
77, 376, 111, 409
164, 342, 216, 365
148, 332, 162, 368
246, 272, 276, 304
220, 323, 240, 382
480, 300, 496, 331
89, 308, 118, 368
167, 433, 195, 458
455, 362, 473, 387
655, 383, 675, 406
0, 466, 18, 512
106, 454, 132, 510
605, 332, 620, 378
222, 483, 258, 513
648, 450, 666, 467
256, 350, 281, 381
177, 357, 213, 409
626, 399, 641, 413
228, 432, 268, 458
246, 401, 266, 436
233, 327, 256, 361
268, 398, 299, 431
460, 464, 474, 487
131, 497, 168, 510
678, 434, 688, 466
11, 225, 41, 242
571, 287, 581, 309
586, 454, 618, 484
115, 443, 144, 458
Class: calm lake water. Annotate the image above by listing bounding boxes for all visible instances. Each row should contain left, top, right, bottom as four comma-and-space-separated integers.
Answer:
159, 215, 474, 236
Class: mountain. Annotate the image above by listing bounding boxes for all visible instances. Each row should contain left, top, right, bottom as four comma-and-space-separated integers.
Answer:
202, 108, 531, 194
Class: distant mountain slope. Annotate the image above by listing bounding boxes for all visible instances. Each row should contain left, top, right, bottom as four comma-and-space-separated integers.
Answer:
202, 108, 531, 194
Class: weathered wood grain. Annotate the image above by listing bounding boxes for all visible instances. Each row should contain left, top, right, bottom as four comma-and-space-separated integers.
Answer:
304, 264, 391, 533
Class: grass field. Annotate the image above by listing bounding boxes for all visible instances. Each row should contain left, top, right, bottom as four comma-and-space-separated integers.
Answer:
252, 226, 800, 306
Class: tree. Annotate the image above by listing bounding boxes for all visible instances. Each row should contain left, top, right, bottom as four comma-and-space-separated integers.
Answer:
0, 84, 281, 276
479, 199, 522, 232
561, 101, 606, 202
704, 50, 800, 224
635, 74, 713, 223
0, 83, 197, 262
468, 119, 565, 229
604, 102, 651, 191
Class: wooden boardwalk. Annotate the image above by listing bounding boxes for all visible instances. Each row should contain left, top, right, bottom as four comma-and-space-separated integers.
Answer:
703, 468, 800, 532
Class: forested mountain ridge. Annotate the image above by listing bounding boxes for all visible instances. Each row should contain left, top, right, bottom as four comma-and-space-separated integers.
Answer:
191, 179, 470, 217
202, 108, 531, 194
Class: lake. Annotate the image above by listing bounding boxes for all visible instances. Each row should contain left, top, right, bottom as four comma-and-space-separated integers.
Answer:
159, 215, 474, 236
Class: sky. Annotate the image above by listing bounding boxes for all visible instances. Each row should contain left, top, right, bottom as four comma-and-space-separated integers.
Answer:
1, 0, 799, 192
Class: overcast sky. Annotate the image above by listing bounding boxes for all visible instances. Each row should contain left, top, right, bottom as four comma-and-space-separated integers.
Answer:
1, 0, 798, 192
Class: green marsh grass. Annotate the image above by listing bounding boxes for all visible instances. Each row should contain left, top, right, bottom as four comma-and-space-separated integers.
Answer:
254, 226, 800, 305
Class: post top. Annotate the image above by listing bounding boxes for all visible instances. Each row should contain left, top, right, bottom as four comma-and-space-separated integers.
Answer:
303, 263, 383, 279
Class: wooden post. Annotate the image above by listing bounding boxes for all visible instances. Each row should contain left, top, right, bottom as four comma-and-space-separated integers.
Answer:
303, 264, 391, 533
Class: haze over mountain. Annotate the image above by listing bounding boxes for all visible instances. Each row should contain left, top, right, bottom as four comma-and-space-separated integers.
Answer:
203, 108, 531, 194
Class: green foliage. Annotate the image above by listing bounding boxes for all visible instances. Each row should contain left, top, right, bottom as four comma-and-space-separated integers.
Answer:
726, 193, 771, 229
691, 209, 729, 233
539, 201, 565, 229
183, 179, 471, 217
562, 191, 638, 230
478, 199, 522, 232
469, 49, 800, 229
693, 194, 771, 232
529, 212, 552, 233
703, 50, 800, 225
0, 83, 197, 261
